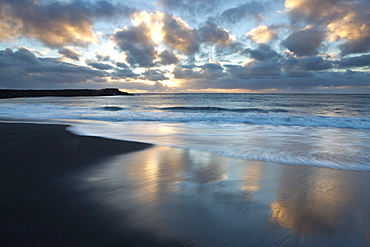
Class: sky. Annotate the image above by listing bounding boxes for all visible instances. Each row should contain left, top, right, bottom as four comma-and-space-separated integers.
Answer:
0, 0, 369, 93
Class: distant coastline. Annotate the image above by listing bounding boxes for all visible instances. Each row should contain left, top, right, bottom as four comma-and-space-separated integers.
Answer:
0, 88, 134, 99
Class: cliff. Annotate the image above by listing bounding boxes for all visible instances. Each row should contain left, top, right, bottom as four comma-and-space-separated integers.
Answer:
0, 88, 134, 99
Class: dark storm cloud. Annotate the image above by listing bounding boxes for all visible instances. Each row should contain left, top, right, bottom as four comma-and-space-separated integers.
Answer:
226, 61, 282, 79
220, 1, 268, 24
198, 21, 234, 46
171, 51, 367, 91
58, 47, 82, 61
111, 68, 138, 79
0, 47, 39, 66
0, 48, 107, 88
140, 69, 169, 81
242, 44, 282, 61
96, 53, 111, 62
335, 54, 370, 68
281, 27, 326, 57
214, 42, 244, 56
200, 63, 225, 78
172, 65, 202, 79
158, 50, 179, 65
116, 62, 129, 68
180, 67, 370, 92
86, 60, 113, 70
283, 70, 315, 78
112, 23, 157, 67
0, 0, 135, 47
284, 56, 333, 71
339, 36, 370, 56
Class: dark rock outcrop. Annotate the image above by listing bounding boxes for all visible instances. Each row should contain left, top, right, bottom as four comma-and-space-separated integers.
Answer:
0, 88, 134, 99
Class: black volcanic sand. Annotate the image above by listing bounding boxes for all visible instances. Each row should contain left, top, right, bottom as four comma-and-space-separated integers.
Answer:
1, 123, 370, 246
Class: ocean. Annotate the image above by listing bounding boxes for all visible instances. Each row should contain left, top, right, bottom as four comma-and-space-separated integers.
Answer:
1, 93, 370, 170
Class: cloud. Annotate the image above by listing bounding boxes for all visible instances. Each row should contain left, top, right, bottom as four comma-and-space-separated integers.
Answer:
242, 44, 282, 62
220, 1, 268, 24
58, 47, 82, 61
140, 69, 169, 81
0, 0, 134, 48
246, 25, 279, 44
113, 11, 201, 66
112, 22, 157, 67
95, 53, 111, 62
113, 10, 239, 67
335, 54, 370, 68
86, 60, 113, 70
157, 0, 220, 17
284, 56, 333, 71
172, 65, 203, 79
161, 12, 200, 54
158, 49, 179, 65
284, 0, 341, 24
229, 61, 282, 78
198, 21, 234, 46
116, 62, 129, 68
0, 47, 107, 88
111, 68, 138, 80
281, 26, 326, 56
3, 46, 366, 92
214, 42, 245, 57
285, 0, 370, 55
337, 33, 370, 56
176, 64, 370, 92
200, 63, 225, 78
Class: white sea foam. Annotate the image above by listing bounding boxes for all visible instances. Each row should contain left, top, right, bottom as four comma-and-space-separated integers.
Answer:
1, 102, 370, 129
68, 121, 370, 171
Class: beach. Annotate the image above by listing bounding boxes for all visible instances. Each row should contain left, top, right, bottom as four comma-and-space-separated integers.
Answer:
1, 122, 370, 246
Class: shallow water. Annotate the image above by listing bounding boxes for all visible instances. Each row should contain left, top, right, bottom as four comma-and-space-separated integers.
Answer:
1, 93, 370, 170
70, 145, 370, 246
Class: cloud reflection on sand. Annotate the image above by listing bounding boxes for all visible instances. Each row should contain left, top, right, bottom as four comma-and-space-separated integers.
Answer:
73, 146, 370, 246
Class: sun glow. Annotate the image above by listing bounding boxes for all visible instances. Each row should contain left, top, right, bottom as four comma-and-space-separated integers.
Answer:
131, 11, 165, 44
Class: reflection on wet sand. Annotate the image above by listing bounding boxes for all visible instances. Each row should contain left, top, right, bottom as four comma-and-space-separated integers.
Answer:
76, 145, 370, 246
270, 165, 370, 246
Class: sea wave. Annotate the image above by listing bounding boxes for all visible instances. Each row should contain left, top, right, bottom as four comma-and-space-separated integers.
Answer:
1, 103, 370, 129
242, 114, 370, 129
158, 106, 289, 113
87, 112, 370, 129
68, 122, 370, 171
97, 106, 127, 111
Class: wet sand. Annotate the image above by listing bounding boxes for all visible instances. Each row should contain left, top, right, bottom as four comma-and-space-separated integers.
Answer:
1, 122, 370, 246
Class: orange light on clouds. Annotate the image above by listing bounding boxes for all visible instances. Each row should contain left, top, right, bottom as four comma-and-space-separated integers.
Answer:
131, 11, 165, 44
246, 25, 277, 44
328, 12, 370, 43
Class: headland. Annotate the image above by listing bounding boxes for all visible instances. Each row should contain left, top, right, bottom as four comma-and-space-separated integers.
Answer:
0, 88, 133, 99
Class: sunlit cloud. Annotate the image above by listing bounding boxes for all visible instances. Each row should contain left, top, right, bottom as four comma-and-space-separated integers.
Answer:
247, 25, 278, 44
284, 0, 370, 55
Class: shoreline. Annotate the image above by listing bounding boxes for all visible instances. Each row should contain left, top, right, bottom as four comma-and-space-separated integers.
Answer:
1, 122, 370, 246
